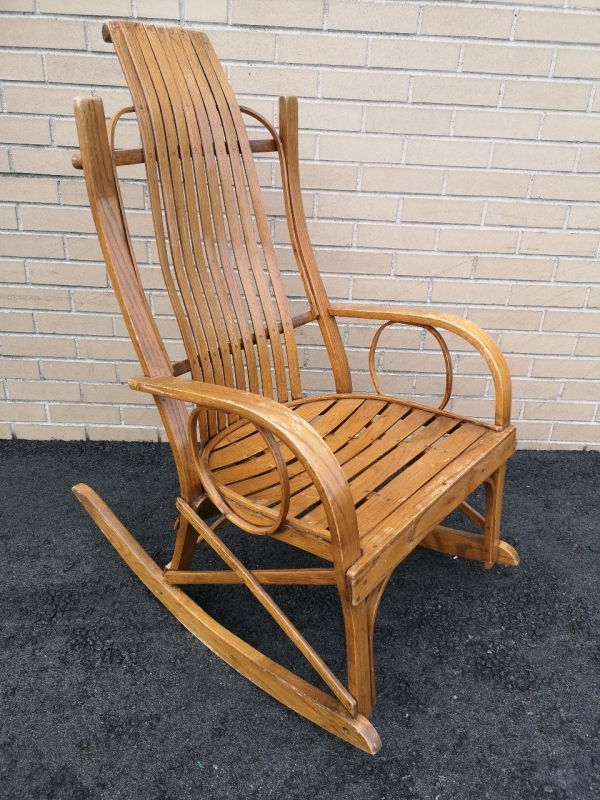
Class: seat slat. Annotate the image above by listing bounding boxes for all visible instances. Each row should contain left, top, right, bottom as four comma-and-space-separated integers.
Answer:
218, 397, 402, 477
356, 422, 486, 537
200, 397, 499, 571
225, 398, 391, 498
207, 399, 443, 522
298, 413, 458, 526
208, 398, 337, 470
211, 397, 366, 484
348, 427, 516, 603
211, 398, 336, 454
324, 401, 410, 465
209, 400, 364, 484
244, 404, 432, 509
337, 408, 436, 479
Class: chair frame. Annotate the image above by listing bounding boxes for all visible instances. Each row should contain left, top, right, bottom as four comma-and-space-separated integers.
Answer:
72, 20, 518, 754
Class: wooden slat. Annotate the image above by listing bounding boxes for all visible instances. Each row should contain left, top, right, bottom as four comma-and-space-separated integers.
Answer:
209, 46, 303, 401
174, 27, 263, 399
355, 422, 485, 537
171, 28, 254, 399
229, 309, 315, 356
164, 568, 337, 585
322, 400, 410, 467
298, 413, 456, 527
228, 399, 391, 499
244, 403, 427, 509
216, 397, 394, 473
211, 398, 366, 486
190, 33, 290, 402
135, 26, 227, 439
193, 37, 276, 399
149, 26, 231, 433
154, 29, 237, 387
347, 427, 516, 604
110, 21, 305, 431
166, 25, 258, 412
110, 25, 203, 387
208, 398, 336, 467
203, 399, 440, 531
226, 396, 336, 442
214, 397, 347, 469
339, 408, 438, 482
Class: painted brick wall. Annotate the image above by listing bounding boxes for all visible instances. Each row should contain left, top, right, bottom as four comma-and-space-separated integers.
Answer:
0, 0, 599, 448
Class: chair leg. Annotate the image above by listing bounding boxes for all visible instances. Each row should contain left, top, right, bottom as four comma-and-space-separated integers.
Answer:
483, 464, 506, 569
169, 517, 199, 571
340, 593, 375, 718
364, 576, 393, 707
169, 497, 218, 570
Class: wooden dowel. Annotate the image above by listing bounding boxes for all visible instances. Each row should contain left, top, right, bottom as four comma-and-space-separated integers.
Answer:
172, 358, 191, 377
231, 309, 315, 355
164, 568, 337, 585
72, 138, 277, 170
170, 310, 316, 375
72, 147, 143, 170
249, 138, 278, 153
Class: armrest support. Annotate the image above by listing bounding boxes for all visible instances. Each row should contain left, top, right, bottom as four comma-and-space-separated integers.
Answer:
128, 375, 362, 575
329, 304, 512, 428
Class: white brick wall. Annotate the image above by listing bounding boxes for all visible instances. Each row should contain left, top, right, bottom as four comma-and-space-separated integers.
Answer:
0, 0, 599, 448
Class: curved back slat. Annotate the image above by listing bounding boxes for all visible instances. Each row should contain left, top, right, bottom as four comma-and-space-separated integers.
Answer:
107, 20, 303, 440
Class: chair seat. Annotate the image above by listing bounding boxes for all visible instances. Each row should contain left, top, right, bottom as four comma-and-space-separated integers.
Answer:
205, 394, 517, 572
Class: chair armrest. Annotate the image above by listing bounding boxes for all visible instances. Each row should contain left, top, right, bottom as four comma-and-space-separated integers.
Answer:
128, 375, 362, 573
329, 304, 512, 428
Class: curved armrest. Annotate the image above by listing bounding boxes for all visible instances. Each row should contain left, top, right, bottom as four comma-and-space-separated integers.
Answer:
128, 375, 362, 574
329, 304, 512, 428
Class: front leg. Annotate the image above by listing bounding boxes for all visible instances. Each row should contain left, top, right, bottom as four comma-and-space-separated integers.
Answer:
483, 464, 507, 568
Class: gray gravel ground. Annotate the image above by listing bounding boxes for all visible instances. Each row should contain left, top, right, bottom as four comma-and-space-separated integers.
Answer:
0, 441, 598, 800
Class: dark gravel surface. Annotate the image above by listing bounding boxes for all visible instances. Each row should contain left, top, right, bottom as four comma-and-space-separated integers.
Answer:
0, 441, 598, 800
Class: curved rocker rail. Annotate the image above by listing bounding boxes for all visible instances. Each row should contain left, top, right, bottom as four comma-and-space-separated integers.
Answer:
72, 483, 382, 755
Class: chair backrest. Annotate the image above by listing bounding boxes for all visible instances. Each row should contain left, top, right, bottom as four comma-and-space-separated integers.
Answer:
108, 21, 303, 411
76, 21, 354, 471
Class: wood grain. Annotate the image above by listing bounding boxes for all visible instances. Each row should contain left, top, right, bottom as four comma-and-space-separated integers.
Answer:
73, 18, 519, 753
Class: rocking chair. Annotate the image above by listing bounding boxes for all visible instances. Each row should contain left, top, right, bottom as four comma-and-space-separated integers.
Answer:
72, 20, 518, 754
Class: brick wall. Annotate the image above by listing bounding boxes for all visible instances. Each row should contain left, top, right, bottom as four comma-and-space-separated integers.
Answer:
0, 0, 599, 448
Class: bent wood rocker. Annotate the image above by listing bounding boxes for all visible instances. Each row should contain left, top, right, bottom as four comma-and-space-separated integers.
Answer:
72, 20, 519, 753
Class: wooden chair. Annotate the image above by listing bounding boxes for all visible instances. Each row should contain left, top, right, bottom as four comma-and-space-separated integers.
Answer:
72, 20, 518, 754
